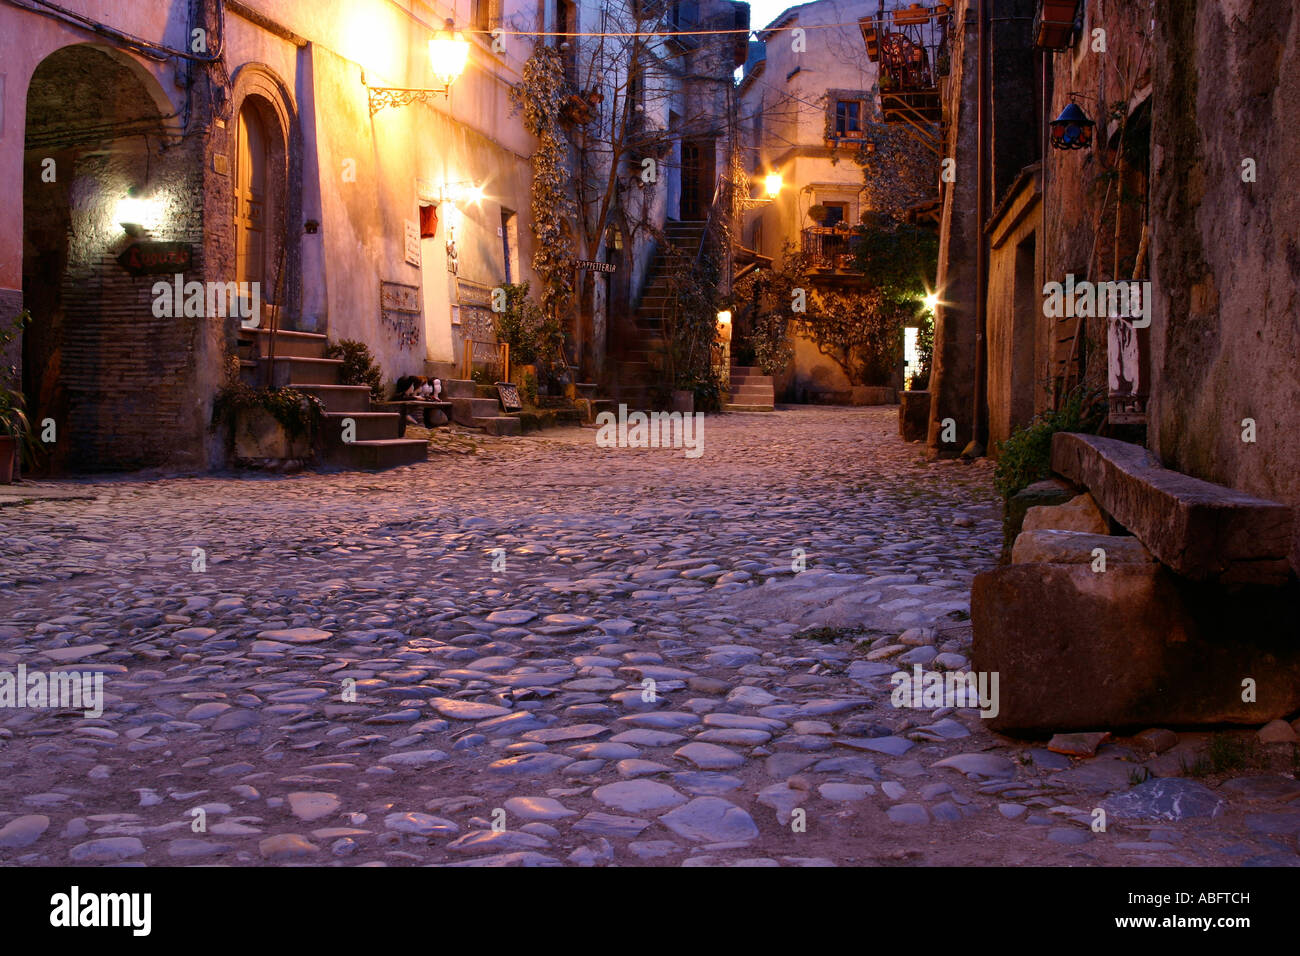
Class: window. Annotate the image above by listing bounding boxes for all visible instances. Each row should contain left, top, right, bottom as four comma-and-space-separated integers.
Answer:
834, 100, 862, 138
822, 201, 848, 226
471, 0, 495, 33
556, 0, 577, 83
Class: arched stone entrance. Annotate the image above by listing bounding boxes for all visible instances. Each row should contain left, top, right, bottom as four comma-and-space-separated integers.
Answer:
22, 43, 202, 472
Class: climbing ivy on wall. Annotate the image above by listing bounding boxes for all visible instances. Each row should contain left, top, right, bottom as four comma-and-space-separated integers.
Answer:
510, 45, 577, 323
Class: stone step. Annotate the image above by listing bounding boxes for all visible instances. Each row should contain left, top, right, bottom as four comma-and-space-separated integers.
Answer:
292, 384, 372, 413
728, 390, 774, 404
321, 411, 402, 445
450, 396, 502, 426
323, 438, 428, 470
264, 356, 342, 386
473, 415, 522, 436
723, 403, 775, 412
441, 378, 478, 399
424, 360, 459, 382
247, 328, 329, 359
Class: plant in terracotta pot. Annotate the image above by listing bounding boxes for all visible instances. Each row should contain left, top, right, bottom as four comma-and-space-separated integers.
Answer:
807, 204, 830, 227
0, 389, 33, 484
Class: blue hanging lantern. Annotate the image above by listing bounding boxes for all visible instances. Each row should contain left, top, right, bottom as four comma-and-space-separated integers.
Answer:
1050, 101, 1095, 150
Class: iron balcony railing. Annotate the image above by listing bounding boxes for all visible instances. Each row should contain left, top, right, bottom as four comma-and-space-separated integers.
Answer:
801, 227, 862, 270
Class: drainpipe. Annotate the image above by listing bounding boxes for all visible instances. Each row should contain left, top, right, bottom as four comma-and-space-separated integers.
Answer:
972, 0, 990, 451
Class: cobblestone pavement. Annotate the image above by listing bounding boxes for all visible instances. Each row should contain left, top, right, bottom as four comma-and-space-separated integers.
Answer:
1, 407, 1297, 866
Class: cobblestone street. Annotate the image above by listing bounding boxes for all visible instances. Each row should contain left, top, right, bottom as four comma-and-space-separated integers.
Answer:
1, 407, 1297, 867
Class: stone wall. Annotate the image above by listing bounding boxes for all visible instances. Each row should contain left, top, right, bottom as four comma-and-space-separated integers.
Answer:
1149, 0, 1300, 575
927, 0, 980, 455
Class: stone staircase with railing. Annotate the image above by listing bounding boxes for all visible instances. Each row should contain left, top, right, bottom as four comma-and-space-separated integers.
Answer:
724, 366, 775, 411
237, 328, 428, 469
609, 219, 708, 410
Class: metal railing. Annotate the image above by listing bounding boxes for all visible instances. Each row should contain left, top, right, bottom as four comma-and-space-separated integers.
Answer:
460, 339, 509, 382
801, 227, 861, 270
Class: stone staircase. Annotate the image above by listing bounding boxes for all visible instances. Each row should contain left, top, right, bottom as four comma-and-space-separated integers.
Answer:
237, 328, 428, 469
724, 366, 775, 411
441, 378, 523, 436
610, 219, 707, 410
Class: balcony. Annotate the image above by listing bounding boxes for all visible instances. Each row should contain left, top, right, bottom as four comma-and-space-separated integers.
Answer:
860, 2, 951, 138
801, 227, 861, 272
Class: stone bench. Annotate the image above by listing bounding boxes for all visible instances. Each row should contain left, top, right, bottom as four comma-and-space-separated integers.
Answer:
373, 400, 453, 434
1051, 432, 1294, 585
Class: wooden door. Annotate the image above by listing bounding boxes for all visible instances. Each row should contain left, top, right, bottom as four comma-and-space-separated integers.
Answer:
681, 138, 715, 221
235, 103, 267, 290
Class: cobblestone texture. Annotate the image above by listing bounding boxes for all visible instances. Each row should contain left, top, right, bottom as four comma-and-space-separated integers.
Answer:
1, 407, 1296, 867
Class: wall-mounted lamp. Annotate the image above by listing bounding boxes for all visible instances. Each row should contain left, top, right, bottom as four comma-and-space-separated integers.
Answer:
366, 19, 470, 114
116, 187, 161, 237
439, 180, 485, 205
1050, 100, 1095, 150
763, 173, 783, 199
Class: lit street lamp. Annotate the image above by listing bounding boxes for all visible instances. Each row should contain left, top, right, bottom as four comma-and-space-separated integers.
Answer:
367, 19, 471, 115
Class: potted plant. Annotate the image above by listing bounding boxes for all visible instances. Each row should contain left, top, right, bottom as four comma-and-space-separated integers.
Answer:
0, 311, 35, 484
808, 204, 830, 227
0, 389, 32, 484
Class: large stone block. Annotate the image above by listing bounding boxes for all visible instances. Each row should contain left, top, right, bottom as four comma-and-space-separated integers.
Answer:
898, 391, 931, 442
1022, 492, 1109, 534
1000, 477, 1077, 559
1051, 432, 1294, 584
1011, 530, 1153, 566
971, 562, 1300, 733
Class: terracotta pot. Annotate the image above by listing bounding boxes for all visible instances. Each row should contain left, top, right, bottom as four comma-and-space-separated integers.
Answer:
0, 435, 15, 484
670, 390, 694, 414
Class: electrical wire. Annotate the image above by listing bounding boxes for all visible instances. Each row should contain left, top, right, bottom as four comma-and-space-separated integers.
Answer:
2, 0, 223, 61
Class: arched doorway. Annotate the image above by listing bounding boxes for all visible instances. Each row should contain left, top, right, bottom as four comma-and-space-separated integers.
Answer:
226, 70, 299, 336
22, 44, 186, 472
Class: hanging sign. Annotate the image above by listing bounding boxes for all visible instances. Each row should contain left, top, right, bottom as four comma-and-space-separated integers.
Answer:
116, 241, 193, 276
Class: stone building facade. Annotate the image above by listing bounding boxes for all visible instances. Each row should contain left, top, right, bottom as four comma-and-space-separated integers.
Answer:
930, 0, 1300, 574
1, 0, 542, 472
736, 0, 941, 403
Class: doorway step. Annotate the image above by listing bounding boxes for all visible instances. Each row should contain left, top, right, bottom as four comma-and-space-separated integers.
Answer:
237, 328, 427, 469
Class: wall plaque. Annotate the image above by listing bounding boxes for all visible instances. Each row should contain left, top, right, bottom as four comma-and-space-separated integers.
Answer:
380, 280, 421, 349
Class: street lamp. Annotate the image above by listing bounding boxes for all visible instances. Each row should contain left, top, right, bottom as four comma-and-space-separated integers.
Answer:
367, 19, 470, 114
764, 173, 783, 199
429, 20, 471, 87
1049, 101, 1095, 150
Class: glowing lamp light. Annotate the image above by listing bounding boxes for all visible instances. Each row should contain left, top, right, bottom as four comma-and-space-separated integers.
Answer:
1049, 101, 1095, 150
716, 310, 732, 326
922, 292, 940, 313
763, 173, 783, 199
429, 20, 471, 89
116, 189, 161, 237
